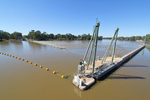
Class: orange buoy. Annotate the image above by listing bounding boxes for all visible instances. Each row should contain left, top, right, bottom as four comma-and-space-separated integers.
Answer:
61, 75, 65, 78
46, 68, 49, 71
34, 63, 37, 66
18, 58, 21, 60
53, 71, 56, 74
12, 56, 14, 58
40, 66, 43, 68
22, 59, 24, 61
26, 60, 28, 62
30, 62, 32, 64
15, 57, 17, 59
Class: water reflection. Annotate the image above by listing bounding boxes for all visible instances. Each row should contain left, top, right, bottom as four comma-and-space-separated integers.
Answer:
0, 41, 9, 45
73, 87, 82, 98
109, 74, 145, 79
9, 41, 22, 45
28, 41, 42, 49
123, 65, 149, 67
142, 49, 145, 55
146, 46, 150, 52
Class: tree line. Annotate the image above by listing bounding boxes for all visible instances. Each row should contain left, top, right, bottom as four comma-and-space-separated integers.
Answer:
104, 35, 150, 42
117, 36, 145, 41
1, 29, 150, 42
0, 29, 102, 41
0, 30, 22, 41
25, 30, 103, 41
117, 35, 150, 42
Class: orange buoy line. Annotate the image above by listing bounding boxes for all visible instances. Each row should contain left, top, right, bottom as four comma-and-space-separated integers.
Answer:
0, 52, 67, 79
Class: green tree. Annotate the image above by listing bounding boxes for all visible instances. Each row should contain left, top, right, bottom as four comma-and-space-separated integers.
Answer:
129, 36, 135, 41
28, 30, 35, 39
81, 34, 87, 40
34, 30, 41, 40
56, 33, 61, 40
65, 33, 77, 40
40, 32, 47, 40
86, 34, 91, 40
3, 32, 10, 40
146, 34, 150, 42
77, 35, 81, 40
135, 36, 142, 40
0, 30, 4, 40
98, 36, 103, 40
48, 33, 54, 39
10, 32, 22, 39
0, 30, 10, 40
28, 30, 42, 40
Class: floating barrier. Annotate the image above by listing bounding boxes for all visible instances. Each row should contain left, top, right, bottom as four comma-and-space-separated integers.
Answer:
0, 52, 68, 79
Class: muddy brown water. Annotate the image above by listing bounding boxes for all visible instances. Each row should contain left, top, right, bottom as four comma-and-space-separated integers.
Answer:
0, 40, 150, 100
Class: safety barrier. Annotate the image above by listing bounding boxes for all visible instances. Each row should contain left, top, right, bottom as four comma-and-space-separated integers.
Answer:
0, 52, 67, 79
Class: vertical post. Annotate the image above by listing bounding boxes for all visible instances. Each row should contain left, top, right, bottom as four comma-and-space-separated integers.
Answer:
144, 36, 147, 44
92, 22, 100, 76
83, 26, 96, 61
111, 28, 119, 64
87, 32, 96, 70
101, 30, 116, 64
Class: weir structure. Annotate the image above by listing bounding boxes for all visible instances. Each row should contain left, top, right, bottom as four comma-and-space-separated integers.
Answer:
72, 21, 146, 90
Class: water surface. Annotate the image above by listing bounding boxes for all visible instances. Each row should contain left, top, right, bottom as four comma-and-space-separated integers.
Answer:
0, 40, 150, 100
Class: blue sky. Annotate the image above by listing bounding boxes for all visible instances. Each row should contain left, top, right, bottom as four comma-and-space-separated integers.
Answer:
0, 0, 150, 37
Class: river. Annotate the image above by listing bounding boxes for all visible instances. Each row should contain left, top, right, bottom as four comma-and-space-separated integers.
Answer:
0, 40, 150, 100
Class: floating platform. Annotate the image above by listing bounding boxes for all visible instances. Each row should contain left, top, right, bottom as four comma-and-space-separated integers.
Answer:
73, 45, 145, 90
